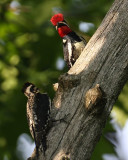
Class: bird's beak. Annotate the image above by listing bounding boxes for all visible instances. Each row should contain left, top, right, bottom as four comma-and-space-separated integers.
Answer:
55, 25, 58, 30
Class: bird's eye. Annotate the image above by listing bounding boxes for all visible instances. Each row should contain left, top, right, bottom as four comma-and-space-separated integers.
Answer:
30, 86, 35, 93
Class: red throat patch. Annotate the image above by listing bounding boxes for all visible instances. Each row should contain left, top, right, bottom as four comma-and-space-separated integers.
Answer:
50, 13, 64, 26
58, 25, 72, 38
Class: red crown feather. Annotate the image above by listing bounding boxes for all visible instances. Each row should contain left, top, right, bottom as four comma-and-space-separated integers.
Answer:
50, 13, 64, 26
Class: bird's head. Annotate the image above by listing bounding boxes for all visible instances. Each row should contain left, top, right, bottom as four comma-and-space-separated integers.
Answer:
50, 13, 72, 38
22, 82, 39, 98
50, 13, 64, 26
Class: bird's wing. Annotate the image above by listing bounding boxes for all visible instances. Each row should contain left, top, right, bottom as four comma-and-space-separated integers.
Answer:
63, 38, 73, 68
80, 36, 87, 45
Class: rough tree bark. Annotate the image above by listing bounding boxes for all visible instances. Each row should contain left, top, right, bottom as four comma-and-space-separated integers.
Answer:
36, 0, 128, 159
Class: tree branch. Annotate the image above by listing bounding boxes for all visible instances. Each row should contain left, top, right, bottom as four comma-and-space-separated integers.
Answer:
32, 0, 128, 159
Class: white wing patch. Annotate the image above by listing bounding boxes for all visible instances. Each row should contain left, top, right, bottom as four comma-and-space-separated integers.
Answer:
74, 41, 85, 52
74, 41, 85, 58
67, 42, 73, 67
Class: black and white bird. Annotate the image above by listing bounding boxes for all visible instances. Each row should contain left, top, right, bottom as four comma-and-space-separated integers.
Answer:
22, 82, 51, 157
51, 13, 86, 68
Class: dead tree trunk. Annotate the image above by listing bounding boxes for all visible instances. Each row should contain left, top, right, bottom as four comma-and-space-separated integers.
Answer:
38, 0, 128, 159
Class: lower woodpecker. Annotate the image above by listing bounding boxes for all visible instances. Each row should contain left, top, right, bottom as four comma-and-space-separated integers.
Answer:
22, 82, 51, 158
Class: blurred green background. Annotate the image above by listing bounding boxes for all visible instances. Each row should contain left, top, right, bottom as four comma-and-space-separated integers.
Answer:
0, 0, 128, 159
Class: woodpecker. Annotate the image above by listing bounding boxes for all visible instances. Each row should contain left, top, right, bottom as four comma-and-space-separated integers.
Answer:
22, 82, 51, 157
50, 13, 86, 68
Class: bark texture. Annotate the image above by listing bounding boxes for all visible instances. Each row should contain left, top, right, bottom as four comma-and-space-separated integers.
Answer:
39, 0, 128, 159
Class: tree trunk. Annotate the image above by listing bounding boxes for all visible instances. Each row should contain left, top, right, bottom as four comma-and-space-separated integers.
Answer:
38, 0, 128, 159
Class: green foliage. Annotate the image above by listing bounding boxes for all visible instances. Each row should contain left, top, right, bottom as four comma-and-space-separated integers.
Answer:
1, 0, 128, 160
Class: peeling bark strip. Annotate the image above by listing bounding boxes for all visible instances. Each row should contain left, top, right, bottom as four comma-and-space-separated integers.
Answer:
38, 0, 128, 159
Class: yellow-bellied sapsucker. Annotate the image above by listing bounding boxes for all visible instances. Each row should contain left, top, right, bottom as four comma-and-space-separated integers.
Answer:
51, 13, 86, 69
22, 82, 51, 157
